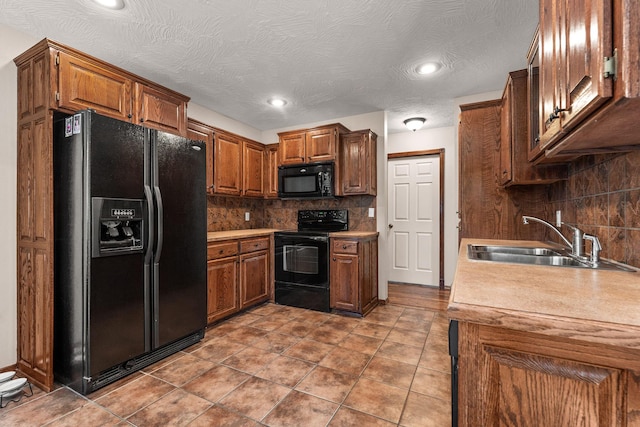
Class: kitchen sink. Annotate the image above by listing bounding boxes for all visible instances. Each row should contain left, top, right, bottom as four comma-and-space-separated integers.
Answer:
467, 244, 636, 272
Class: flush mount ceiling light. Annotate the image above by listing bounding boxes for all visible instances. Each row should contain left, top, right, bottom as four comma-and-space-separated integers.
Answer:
92, 0, 125, 9
416, 62, 441, 75
404, 117, 426, 131
267, 98, 287, 107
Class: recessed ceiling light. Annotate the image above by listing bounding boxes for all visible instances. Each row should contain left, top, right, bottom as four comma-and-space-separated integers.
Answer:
403, 117, 426, 131
92, 0, 125, 10
267, 98, 287, 107
416, 62, 441, 75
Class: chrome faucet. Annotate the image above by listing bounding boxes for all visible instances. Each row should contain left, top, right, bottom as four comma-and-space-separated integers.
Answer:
521, 215, 601, 265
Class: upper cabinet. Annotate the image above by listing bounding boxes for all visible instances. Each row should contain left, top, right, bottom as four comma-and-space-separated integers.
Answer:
187, 119, 215, 194
339, 130, 377, 196
212, 128, 264, 198
26, 40, 189, 136
278, 123, 350, 166
264, 144, 279, 199
531, 0, 640, 161
500, 69, 566, 186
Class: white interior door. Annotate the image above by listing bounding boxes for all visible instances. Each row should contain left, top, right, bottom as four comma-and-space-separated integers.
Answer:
387, 155, 440, 286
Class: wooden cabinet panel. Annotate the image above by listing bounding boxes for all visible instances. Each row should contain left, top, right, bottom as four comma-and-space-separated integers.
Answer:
330, 237, 378, 316
33, 117, 51, 243
187, 119, 215, 194
18, 123, 33, 242
339, 130, 377, 196
57, 51, 132, 122
330, 253, 359, 312
264, 144, 279, 198
134, 83, 187, 136
500, 70, 566, 186
207, 241, 238, 259
240, 250, 269, 309
305, 127, 335, 163
457, 322, 632, 427
213, 131, 242, 196
279, 131, 306, 165
206, 257, 239, 324
240, 237, 269, 253
243, 140, 264, 197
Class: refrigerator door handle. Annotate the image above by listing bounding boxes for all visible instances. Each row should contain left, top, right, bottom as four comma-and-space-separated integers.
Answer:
144, 185, 155, 264
154, 185, 164, 263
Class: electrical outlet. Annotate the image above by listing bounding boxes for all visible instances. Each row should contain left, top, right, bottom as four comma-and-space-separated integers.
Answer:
555, 210, 562, 227
245, 212, 250, 221
368, 208, 375, 218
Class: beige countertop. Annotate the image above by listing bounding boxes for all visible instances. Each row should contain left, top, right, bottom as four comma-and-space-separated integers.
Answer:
448, 238, 640, 350
207, 229, 280, 242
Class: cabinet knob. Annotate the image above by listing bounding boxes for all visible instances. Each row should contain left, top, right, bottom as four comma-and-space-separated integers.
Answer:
342, 245, 347, 249
127, 114, 132, 119
219, 249, 224, 254
332, 258, 336, 261
140, 118, 145, 123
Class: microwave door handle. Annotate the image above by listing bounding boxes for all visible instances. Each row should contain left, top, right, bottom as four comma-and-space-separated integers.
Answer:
318, 172, 322, 193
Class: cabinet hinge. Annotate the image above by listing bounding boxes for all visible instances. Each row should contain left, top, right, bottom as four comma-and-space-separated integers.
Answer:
55, 92, 60, 101
603, 49, 617, 80
55, 53, 60, 66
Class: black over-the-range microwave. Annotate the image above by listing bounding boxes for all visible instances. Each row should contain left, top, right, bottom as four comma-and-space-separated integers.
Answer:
277, 162, 335, 199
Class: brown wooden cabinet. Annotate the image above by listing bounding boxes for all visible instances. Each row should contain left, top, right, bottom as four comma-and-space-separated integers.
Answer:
499, 70, 566, 186
330, 236, 378, 316
243, 140, 265, 197
459, 100, 550, 241
53, 43, 188, 136
537, 0, 612, 154
264, 144, 279, 198
456, 321, 640, 426
278, 123, 349, 166
13, 38, 191, 392
239, 237, 270, 309
134, 83, 187, 136
531, 0, 640, 160
206, 236, 271, 323
212, 128, 265, 197
187, 119, 215, 194
339, 130, 377, 196
206, 241, 240, 324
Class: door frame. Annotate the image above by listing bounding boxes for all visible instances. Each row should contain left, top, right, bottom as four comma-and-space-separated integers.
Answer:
387, 149, 445, 289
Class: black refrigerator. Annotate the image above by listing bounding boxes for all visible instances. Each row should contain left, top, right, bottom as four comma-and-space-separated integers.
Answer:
53, 110, 207, 395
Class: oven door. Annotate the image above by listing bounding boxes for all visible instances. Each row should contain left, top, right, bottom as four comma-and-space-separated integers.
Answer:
274, 233, 328, 287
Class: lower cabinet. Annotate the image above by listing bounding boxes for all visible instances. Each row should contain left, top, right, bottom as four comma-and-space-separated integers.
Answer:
330, 236, 378, 316
457, 322, 640, 426
206, 236, 271, 324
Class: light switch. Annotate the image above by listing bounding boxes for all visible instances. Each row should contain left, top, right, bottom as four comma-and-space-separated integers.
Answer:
368, 208, 375, 218
555, 210, 561, 227
245, 212, 250, 221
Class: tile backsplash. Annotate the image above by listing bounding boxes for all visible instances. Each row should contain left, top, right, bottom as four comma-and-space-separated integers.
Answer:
207, 195, 376, 232
547, 150, 640, 267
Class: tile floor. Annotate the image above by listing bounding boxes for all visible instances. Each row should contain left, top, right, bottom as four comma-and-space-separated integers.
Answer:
0, 301, 451, 426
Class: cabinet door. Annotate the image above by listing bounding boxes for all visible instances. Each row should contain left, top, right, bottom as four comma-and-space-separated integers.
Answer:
538, 0, 563, 149
264, 144, 279, 198
239, 250, 269, 309
187, 120, 214, 194
207, 257, 239, 324
361, 240, 378, 315
243, 140, 264, 197
57, 51, 132, 122
214, 131, 243, 195
560, 0, 613, 129
306, 127, 336, 163
499, 78, 513, 186
341, 131, 376, 195
279, 132, 306, 165
134, 83, 187, 136
330, 252, 359, 312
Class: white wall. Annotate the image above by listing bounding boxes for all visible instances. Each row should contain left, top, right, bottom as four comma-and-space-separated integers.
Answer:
0, 26, 39, 368
387, 127, 457, 286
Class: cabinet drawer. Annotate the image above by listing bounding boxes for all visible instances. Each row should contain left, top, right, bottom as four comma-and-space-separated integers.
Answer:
207, 241, 238, 260
240, 237, 270, 253
332, 240, 358, 254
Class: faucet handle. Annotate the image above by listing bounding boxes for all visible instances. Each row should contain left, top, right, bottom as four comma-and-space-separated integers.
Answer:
583, 234, 602, 264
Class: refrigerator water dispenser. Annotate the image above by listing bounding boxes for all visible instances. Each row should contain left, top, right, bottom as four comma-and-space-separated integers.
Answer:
92, 197, 144, 257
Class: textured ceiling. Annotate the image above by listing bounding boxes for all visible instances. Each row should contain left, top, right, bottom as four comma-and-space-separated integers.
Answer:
0, 0, 538, 134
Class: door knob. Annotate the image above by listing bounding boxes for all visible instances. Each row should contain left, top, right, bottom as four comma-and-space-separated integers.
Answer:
388, 224, 393, 229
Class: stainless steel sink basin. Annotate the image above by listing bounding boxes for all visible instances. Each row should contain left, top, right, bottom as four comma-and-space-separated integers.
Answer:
469, 245, 562, 256
467, 244, 636, 272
